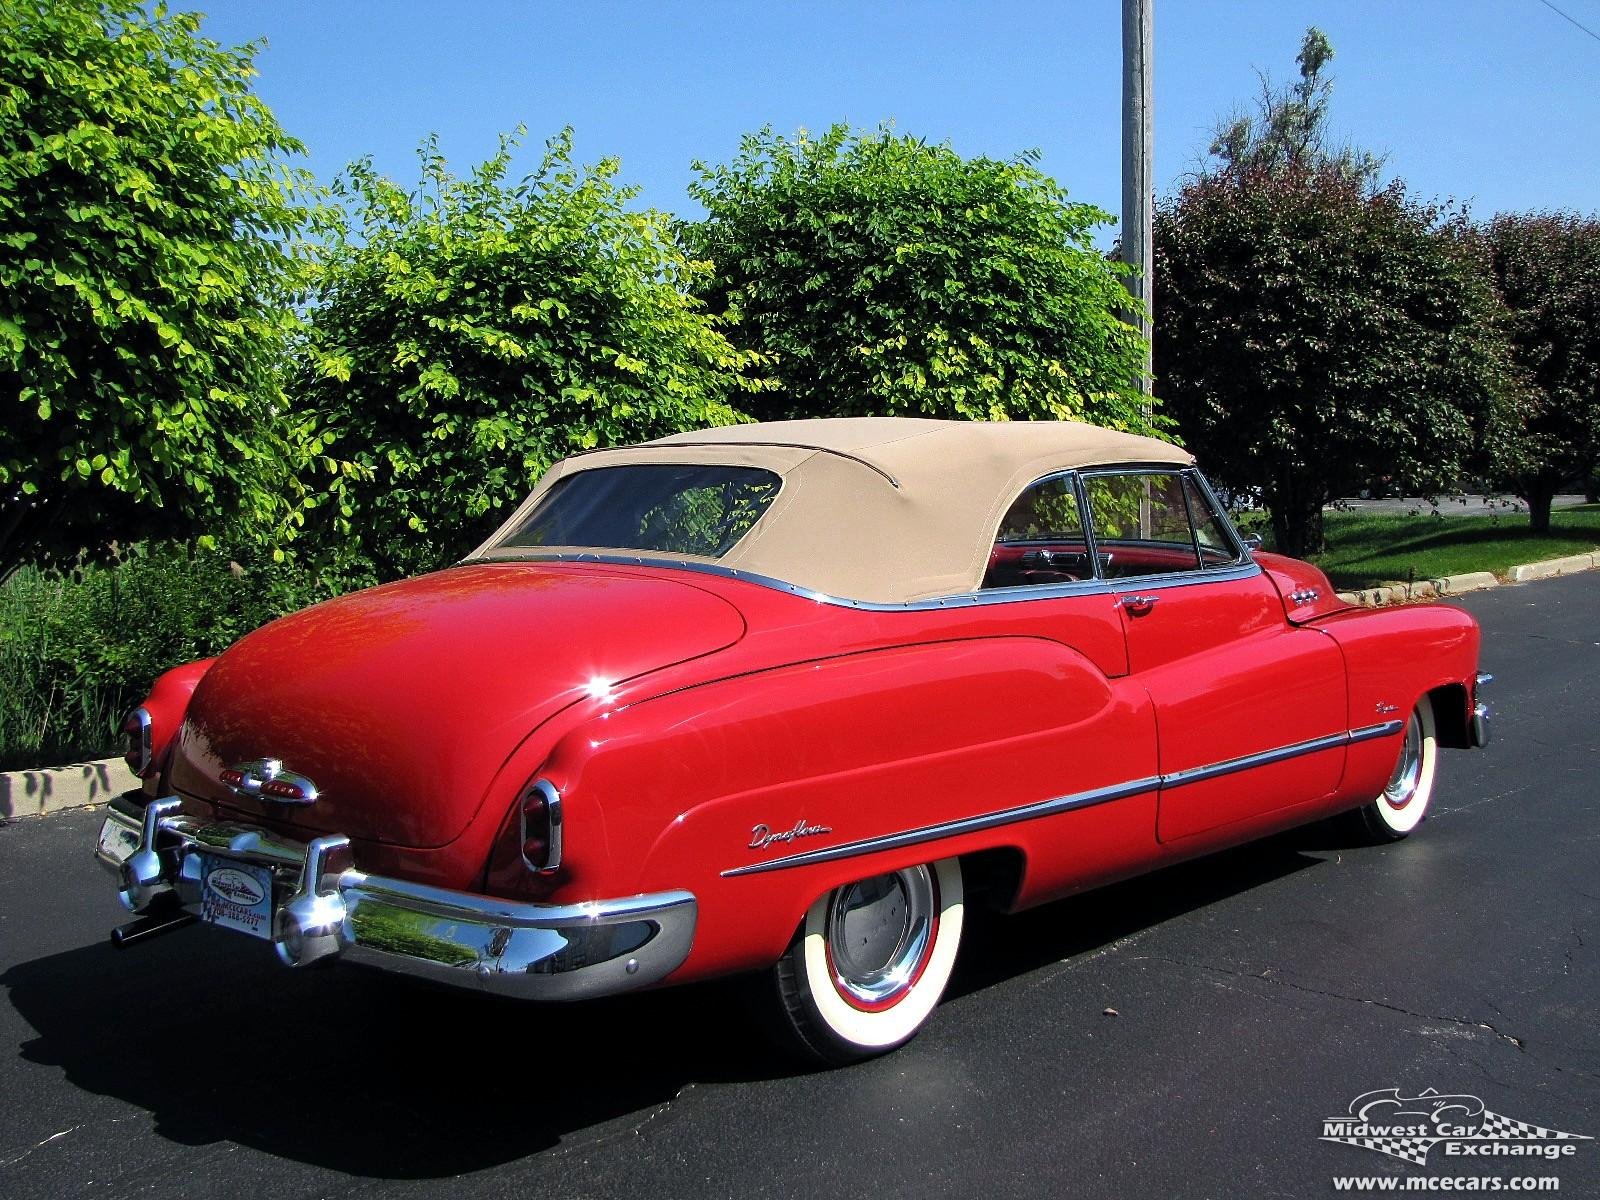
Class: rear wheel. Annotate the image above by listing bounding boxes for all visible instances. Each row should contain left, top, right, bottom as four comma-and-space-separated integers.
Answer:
1353, 702, 1438, 842
772, 858, 964, 1064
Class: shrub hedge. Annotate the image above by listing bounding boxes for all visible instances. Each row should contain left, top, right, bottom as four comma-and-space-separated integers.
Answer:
0, 544, 332, 770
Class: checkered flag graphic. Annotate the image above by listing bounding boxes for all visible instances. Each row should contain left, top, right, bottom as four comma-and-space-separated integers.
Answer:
1328, 1132, 1437, 1166
1476, 1109, 1591, 1143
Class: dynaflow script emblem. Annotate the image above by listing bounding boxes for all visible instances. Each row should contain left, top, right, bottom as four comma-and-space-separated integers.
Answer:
749, 818, 833, 852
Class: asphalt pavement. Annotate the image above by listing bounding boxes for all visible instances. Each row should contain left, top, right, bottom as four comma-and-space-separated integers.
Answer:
2, 573, 1597, 1199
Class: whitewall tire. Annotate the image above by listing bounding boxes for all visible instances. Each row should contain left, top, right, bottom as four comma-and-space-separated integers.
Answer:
1355, 701, 1438, 841
772, 858, 964, 1064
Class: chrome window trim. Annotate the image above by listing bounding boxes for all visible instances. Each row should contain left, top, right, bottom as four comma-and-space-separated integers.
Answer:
721, 720, 1404, 878
467, 551, 1264, 611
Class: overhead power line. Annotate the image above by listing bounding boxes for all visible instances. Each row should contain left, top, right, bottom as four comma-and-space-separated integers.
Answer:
1537, 0, 1600, 45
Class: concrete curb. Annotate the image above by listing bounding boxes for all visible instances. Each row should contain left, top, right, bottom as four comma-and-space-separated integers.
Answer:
0, 756, 135, 820
1336, 553, 1598, 607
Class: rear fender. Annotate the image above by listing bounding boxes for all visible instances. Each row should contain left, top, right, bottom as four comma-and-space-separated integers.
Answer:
138, 659, 216, 787
542, 636, 1158, 981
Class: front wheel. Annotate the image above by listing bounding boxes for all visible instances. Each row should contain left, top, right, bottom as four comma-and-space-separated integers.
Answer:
1353, 701, 1438, 842
772, 858, 964, 1065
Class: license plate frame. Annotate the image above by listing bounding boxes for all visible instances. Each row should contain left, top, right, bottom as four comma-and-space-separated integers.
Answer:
198, 854, 276, 940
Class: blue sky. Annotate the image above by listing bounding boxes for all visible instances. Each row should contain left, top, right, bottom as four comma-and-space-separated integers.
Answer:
200, 1, 1598, 246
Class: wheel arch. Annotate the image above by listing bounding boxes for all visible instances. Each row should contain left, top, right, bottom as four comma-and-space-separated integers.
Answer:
1426, 682, 1474, 750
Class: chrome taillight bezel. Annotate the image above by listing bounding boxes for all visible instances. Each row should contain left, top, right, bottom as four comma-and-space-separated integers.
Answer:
122, 706, 153, 776
518, 778, 564, 874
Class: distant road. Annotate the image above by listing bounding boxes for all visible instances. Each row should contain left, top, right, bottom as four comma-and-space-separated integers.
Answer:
1336, 493, 1588, 518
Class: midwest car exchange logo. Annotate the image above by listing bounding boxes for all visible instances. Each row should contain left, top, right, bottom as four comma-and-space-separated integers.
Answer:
1322, 1088, 1591, 1166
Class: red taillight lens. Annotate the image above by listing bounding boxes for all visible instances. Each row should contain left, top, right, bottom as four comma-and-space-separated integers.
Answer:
483, 778, 564, 899
122, 707, 152, 775
519, 781, 560, 871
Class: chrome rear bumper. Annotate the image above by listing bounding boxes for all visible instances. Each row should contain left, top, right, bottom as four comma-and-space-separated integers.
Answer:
1471, 671, 1493, 749
95, 792, 696, 1001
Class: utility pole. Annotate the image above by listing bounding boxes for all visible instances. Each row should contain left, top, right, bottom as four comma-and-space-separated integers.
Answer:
1122, 0, 1154, 413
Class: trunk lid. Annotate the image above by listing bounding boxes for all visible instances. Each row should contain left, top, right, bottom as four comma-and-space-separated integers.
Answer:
168, 562, 744, 847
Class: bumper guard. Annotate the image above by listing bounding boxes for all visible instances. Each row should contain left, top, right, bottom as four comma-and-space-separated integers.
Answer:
95, 792, 696, 1001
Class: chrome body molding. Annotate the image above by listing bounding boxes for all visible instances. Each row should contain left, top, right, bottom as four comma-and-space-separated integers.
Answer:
723, 720, 1406, 878
95, 792, 696, 1002
721, 776, 1161, 878
1160, 720, 1403, 789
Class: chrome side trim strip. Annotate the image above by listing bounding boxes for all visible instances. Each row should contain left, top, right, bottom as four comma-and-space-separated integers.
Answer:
723, 720, 1407, 878
720, 776, 1162, 877
1159, 730, 1354, 789
1348, 719, 1407, 744
467, 551, 1265, 612
1160, 720, 1400, 789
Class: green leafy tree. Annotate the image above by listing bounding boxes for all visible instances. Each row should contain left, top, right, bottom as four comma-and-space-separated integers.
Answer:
293, 130, 761, 583
1156, 168, 1514, 557
1480, 212, 1600, 531
0, 0, 325, 578
1209, 27, 1383, 185
682, 125, 1154, 431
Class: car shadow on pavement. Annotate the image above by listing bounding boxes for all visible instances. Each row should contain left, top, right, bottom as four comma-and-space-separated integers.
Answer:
3, 829, 1342, 1180
947, 833, 1331, 1001
1, 926, 777, 1177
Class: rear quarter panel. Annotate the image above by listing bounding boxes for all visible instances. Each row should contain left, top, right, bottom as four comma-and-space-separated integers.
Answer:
539, 636, 1158, 980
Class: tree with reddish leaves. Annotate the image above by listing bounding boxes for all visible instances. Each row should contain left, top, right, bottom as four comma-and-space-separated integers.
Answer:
1154, 28, 1515, 557
1155, 165, 1514, 557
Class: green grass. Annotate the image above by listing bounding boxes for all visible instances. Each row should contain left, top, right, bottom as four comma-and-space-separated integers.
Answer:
1307, 505, 1600, 590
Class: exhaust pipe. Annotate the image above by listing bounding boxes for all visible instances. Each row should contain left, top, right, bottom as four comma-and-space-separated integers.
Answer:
111, 910, 197, 949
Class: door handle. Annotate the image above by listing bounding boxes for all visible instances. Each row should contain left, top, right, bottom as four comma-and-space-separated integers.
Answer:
1119, 594, 1159, 616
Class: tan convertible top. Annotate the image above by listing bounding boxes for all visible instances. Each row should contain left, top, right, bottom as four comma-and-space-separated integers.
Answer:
472, 417, 1192, 603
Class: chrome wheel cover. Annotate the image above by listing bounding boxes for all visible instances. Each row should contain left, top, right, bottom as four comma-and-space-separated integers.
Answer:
826, 866, 937, 1007
1383, 713, 1425, 810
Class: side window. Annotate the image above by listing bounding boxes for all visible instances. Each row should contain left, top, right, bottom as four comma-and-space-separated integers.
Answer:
1083, 472, 1202, 578
983, 474, 1094, 589
1183, 475, 1245, 567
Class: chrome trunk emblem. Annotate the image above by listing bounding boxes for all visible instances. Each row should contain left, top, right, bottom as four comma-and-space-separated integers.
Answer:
219, 758, 319, 805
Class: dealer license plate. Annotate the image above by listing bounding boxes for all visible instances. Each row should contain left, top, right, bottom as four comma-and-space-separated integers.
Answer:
198, 854, 275, 940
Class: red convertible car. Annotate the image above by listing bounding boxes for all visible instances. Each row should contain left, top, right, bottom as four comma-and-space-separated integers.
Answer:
95, 418, 1490, 1063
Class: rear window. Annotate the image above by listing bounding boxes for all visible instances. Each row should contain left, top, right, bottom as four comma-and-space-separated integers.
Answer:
497, 464, 781, 559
